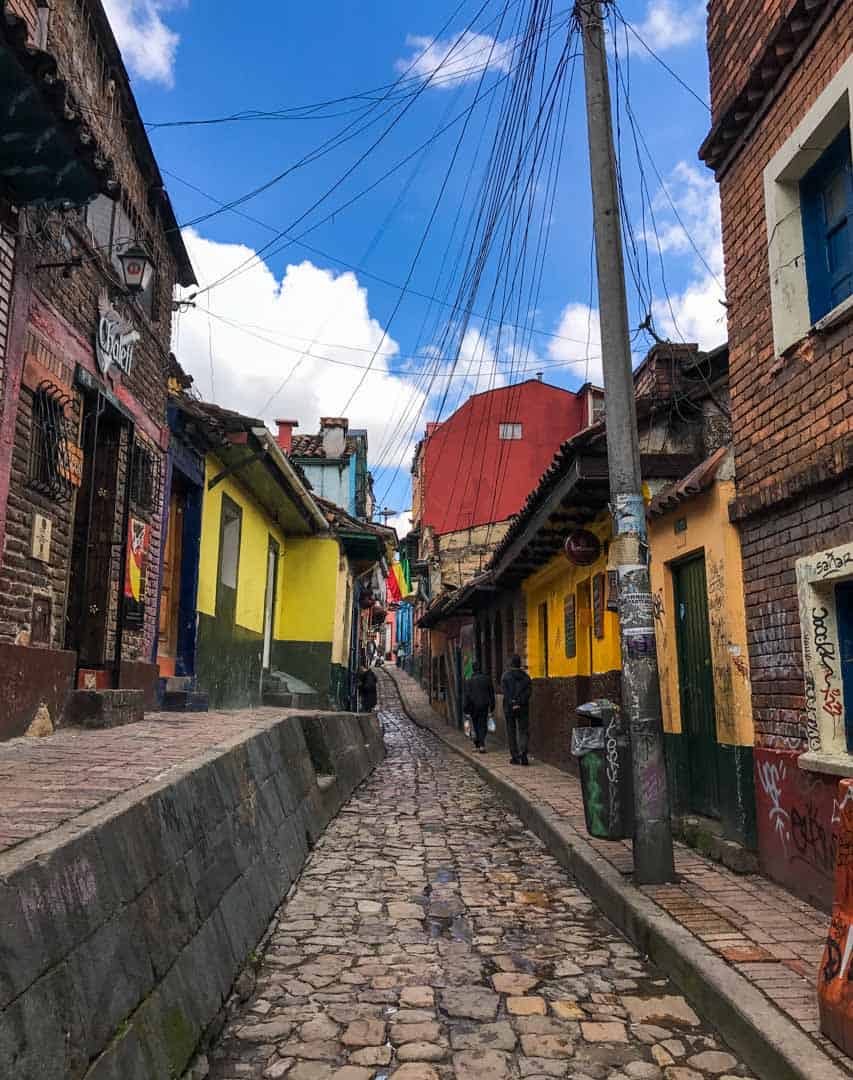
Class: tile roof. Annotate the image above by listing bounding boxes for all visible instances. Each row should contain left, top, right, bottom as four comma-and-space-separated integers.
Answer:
290, 433, 361, 460
647, 446, 729, 517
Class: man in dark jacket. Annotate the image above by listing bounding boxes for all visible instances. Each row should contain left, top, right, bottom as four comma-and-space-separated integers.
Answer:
463, 661, 495, 753
358, 666, 378, 712
501, 654, 532, 765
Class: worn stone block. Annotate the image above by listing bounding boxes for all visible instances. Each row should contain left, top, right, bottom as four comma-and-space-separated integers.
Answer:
64, 689, 144, 728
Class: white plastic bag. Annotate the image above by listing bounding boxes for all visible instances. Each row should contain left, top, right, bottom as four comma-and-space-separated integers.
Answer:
487, 714, 496, 733
463, 716, 472, 737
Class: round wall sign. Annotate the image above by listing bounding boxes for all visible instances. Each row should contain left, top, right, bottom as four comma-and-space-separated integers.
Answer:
564, 529, 601, 566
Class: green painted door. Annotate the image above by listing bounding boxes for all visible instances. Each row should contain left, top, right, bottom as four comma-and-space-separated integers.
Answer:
673, 555, 720, 818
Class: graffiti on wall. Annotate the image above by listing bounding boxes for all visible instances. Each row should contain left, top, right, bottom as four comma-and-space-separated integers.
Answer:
755, 747, 838, 907
812, 606, 843, 732
819, 779, 853, 1053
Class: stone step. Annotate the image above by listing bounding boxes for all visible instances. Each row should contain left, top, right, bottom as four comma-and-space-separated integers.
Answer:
262, 691, 293, 708
164, 675, 194, 693
65, 690, 144, 729
162, 690, 209, 713
292, 691, 320, 710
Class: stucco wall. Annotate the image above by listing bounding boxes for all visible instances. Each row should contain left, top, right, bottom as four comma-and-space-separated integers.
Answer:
198, 456, 288, 635
523, 514, 620, 680
648, 480, 753, 748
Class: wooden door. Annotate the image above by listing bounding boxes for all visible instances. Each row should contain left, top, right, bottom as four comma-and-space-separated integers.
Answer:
158, 486, 184, 665
673, 555, 720, 818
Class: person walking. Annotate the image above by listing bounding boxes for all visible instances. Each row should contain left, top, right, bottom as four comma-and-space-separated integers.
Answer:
501, 654, 532, 765
463, 661, 495, 754
358, 665, 378, 712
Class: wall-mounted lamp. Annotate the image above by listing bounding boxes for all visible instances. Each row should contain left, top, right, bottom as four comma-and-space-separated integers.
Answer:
117, 242, 154, 294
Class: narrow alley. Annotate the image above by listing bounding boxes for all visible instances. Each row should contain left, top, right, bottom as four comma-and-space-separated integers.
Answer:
207, 675, 752, 1080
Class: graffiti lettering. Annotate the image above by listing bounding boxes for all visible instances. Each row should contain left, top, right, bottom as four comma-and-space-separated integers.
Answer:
803, 672, 822, 752
757, 759, 790, 848
790, 801, 838, 875
822, 686, 843, 718
812, 607, 840, 725
815, 550, 853, 579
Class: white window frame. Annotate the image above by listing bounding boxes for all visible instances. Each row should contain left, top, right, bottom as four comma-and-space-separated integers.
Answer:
796, 540, 853, 774
763, 54, 853, 357
499, 422, 522, 440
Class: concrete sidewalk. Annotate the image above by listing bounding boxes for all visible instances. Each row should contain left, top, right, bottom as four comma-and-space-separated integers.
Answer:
0, 706, 293, 854
384, 665, 848, 1080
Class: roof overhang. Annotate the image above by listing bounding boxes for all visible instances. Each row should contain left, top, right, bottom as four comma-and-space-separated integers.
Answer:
207, 428, 328, 537
492, 451, 701, 587
0, 5, 115, 206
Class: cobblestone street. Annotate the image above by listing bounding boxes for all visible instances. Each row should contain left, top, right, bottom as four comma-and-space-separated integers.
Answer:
208, 678, 754, 1080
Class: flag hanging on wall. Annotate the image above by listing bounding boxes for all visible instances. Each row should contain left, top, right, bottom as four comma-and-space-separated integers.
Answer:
124, 517, 150, 626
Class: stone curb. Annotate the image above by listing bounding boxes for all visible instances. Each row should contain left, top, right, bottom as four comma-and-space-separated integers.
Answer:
383, 667, 845, 1080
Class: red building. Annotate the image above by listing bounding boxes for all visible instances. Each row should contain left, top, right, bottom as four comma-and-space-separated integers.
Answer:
415, 379, 601, 536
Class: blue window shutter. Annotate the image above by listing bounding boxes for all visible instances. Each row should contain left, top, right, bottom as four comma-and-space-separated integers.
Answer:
800, 129, 853, 323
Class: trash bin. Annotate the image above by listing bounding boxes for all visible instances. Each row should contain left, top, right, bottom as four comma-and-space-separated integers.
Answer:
571, 699, 635, 840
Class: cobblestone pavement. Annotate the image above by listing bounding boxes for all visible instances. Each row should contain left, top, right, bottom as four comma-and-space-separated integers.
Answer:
384, 666, 841, 1068
207, 678, 754, 1080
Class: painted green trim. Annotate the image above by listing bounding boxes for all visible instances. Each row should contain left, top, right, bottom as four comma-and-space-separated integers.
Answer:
330, 663, 353, 711
270, 640, 332, 704
718, 742, 757, 850
664, 732, 756, 849
197, 613, 262, 709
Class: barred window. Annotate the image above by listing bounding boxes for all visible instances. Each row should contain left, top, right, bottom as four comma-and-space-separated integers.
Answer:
28, 383, 73, 501
129, 439, 159, 513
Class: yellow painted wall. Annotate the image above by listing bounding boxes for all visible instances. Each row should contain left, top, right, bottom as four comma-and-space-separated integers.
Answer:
331, 550, 353, 664
523, 513, 621, 679
198, 455, 288, 635
278, 537, 340, 645
648, 479, 753, 747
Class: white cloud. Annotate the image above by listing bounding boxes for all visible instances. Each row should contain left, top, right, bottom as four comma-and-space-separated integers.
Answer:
646, 161, 727, 349
395, 31, 512, 88
547, 303, 604, 385
383, 511, 413, 538
101, 0, 183, 86
633, 0, 705, 52
174, 230, 427, 467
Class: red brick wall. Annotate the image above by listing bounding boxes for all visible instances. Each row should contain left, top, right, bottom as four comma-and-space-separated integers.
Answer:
0, 0, 179, 672
707, 3, 853, 901
739, 478, 853, 753
716, 5, 853, 501
706, 0, 798, 118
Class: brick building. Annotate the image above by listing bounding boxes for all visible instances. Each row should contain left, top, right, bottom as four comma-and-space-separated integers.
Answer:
0, 0, 194, 736
700, 0, 853, 907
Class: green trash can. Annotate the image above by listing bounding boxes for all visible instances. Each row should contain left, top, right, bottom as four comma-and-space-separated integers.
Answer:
571, 700, 635, 840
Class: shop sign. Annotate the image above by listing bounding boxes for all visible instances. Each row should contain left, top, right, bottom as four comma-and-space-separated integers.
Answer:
564, 529, 601, 566
96, 291, 140, 377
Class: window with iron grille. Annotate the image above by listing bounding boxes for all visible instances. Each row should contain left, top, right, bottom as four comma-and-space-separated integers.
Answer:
28, 383, 73, 502
129, 439, 159, 513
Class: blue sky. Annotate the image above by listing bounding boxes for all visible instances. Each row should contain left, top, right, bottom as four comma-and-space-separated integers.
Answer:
104, 0, 724, 530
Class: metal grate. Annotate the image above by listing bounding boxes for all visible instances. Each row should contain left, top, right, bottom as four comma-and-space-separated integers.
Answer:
28, 381, 73, 501
129, 438, 160, 513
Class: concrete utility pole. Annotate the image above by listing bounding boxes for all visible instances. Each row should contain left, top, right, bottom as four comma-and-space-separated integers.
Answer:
577, 0, 675, 883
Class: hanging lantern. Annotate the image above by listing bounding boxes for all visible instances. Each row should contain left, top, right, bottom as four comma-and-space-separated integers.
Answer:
118, 242, 154, 295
